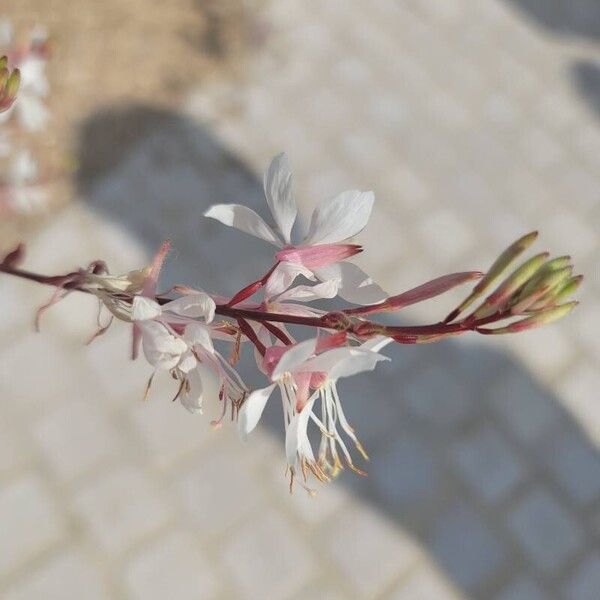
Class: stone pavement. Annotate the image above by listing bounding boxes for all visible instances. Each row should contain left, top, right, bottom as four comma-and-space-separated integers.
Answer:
1, 0, 599, 598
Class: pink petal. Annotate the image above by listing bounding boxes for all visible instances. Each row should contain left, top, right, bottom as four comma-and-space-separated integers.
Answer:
276, 243, 362, 269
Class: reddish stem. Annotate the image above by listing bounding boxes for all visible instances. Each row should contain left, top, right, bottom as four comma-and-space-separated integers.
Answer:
0, 263, 508, 342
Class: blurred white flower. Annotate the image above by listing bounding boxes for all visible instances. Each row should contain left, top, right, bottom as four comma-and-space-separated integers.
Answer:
4, 150, 48, 213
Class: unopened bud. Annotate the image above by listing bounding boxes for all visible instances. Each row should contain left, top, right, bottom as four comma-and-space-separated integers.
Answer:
515, 255, 572, 301
510, 266, 572, 314
550, 275, 584, 305
448, 231, 538, 321
472, 252, 549, 319
478, 302, 578, 334
0, 58, 20, 113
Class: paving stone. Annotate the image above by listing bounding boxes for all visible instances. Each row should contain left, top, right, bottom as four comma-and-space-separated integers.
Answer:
0, 475, 66, 578
562, 553, 600, 600
507, 487, 584, 574
323, 503, 421, 598
388, 561, 465, 600
127, 370, 214, 470
541, 211, 598, 261
494, 575, 547, 600
372, 430, 443, 515
170, 441, 265, 538
452, 425, 526, 505
123, 531, 218, 600
83, 323, 155, 409
269, 463, 347, 526
429, 502, 507, 593
220, 509, 315, 600
5, 549, 109, 600
557, 360, 600, 445
486, 369, 562, 448
540, 427, 600, 507
403, 362, 474, 430
31, 399, 121, 481
72, 466, 171, 555
509, 325, 576, 382
0, 333, 102, 419
0, 420, 32, 478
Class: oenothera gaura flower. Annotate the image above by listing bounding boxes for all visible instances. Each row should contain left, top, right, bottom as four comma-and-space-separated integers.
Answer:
0, 152, 582, 495
238, 335, 390, 490
205, 153, 388, 304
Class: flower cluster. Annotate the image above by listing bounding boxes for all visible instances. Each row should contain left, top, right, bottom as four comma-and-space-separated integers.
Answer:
0, 154, 582, 492
0, 23, 51, 215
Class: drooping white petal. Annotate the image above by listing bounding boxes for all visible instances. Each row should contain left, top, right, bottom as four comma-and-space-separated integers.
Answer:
264, 262, 315, 300
204, 204, 282, 247
264, 153, 297, 244
139, 321, 188, 370
183, 322, 214, 353
163, 294, 216, 323
300, 347, 388, 379
313, 262, 387, 305
180, 368, 203, 413
237, 383, 277, 438
178, 349, 198, 373
131, 296, 162, 321
271, 338, 318, 380
328, 349, 389, 380
285, 397, 317, 466
304, 190, 374, 245
275, 278, 340, 303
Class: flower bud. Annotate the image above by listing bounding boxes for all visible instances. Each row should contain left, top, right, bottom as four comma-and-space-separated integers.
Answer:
510, 266, 573, 314
448, 231, 538, 320
477, 302, 578, 334
472, 252, 549, 319
0, 57, 20, 113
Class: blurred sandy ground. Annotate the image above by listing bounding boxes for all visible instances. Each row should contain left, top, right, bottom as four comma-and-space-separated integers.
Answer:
1, 1, 600, 599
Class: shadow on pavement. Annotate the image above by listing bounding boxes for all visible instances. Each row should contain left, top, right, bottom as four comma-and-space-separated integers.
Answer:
77, 105, 600, 599
505, 0, 600, 120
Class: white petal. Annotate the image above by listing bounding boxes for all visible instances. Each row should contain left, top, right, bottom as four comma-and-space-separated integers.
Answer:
184, 322, 214, 353
328, 349, 389, 380
271, 338, 318, 380
300, 347, 388, 379
360, 335, 394, 353
275, 278, 340, 303
204, 204, 282, 247
237, 383, 277, 438
163, 294, 216, 323
264, 153, 297, 244
313, 262, 387, 305
140, 321, 188, 370
16, 93, 50, 132
131, 296, 162, 321
180, 369, 203, 413
264, 262, 314, 300
304, 190, 374, 245
285, 397, 317, 465
178, 350, 198, 373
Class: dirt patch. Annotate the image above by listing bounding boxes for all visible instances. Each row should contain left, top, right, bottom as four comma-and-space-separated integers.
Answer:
0, 0, 265, 249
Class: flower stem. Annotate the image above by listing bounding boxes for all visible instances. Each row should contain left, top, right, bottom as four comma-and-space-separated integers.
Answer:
0, 263, 509, 341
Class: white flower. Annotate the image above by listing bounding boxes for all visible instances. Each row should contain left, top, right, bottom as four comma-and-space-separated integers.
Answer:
205, 153, 387, 305
4, 150, 48, 214
132, 294, 247, 418
238, 336, 390, 488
